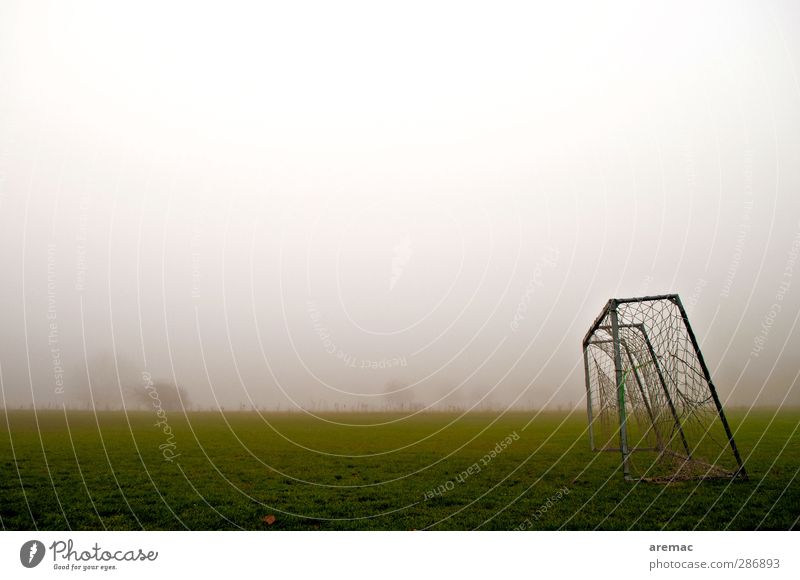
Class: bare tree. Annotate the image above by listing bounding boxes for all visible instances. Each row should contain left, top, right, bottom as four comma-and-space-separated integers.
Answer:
125, 381, 190, 412
382, 380, 416, 411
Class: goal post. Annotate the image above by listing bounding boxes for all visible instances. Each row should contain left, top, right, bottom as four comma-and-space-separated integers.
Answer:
582, 294, 747, 482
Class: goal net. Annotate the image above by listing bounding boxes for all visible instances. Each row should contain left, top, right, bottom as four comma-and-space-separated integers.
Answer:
582, 294, 747, 482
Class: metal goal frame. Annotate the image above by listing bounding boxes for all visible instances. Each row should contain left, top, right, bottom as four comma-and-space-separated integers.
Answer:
582, 294, 747, 482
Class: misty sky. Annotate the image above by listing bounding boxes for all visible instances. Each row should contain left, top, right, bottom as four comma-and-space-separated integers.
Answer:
1, 0, 799, 411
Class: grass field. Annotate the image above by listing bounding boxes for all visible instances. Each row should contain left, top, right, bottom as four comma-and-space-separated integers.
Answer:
1, 409, 798, 530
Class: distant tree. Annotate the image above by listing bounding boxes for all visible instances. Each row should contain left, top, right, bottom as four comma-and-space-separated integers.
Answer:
383, 380, 414, 411
125, 381, 190, 412
65, 351, 140, 408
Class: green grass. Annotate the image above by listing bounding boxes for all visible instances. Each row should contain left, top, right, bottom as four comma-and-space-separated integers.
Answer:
0, 409, 797, 530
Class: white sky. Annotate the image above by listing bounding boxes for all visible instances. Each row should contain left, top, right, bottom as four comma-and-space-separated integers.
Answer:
1, 0, 799, 409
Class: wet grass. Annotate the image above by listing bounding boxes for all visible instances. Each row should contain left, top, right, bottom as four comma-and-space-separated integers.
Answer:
0, 408, 797, 530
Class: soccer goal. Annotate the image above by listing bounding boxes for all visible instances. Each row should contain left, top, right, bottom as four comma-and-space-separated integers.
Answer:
582, 294, 747, 482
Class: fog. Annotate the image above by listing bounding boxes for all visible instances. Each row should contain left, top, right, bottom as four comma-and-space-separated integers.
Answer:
1, 0, 798, 412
